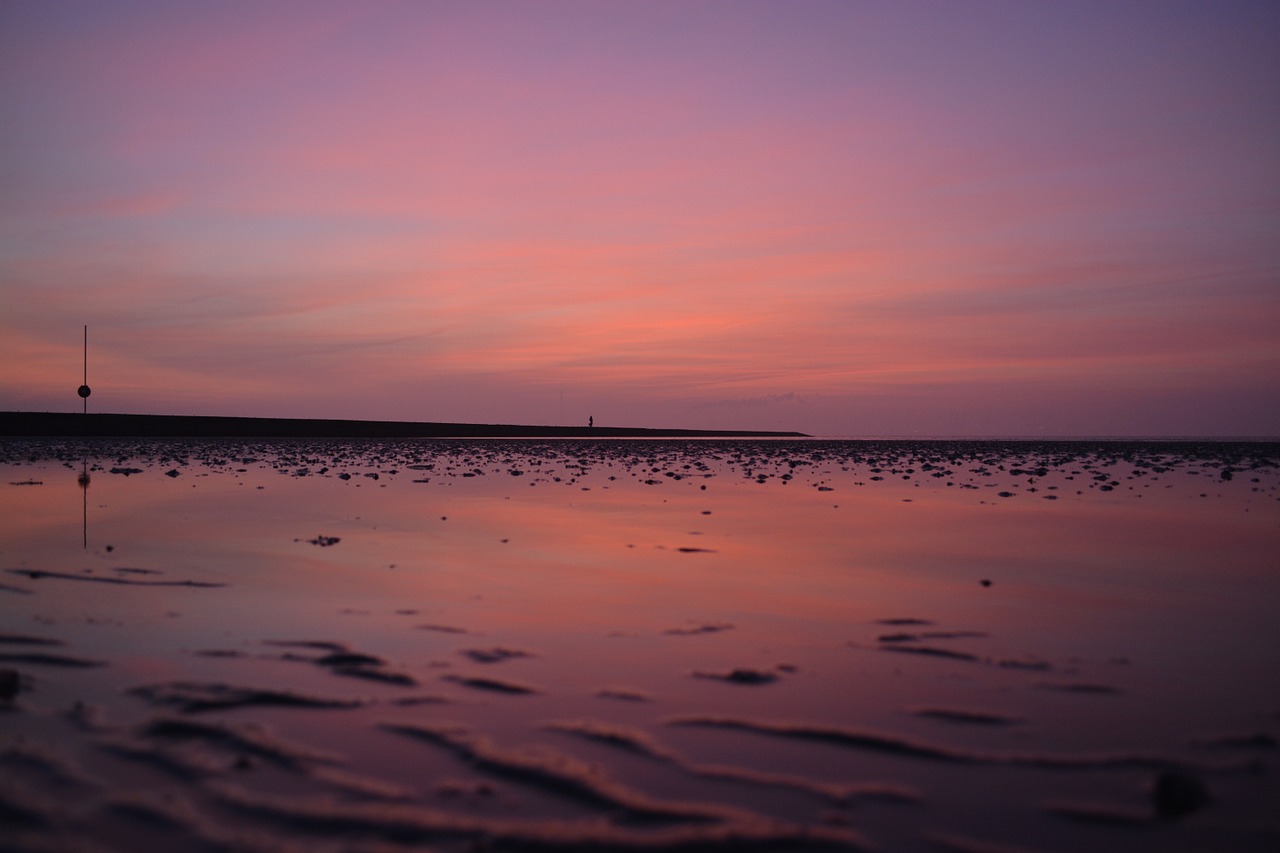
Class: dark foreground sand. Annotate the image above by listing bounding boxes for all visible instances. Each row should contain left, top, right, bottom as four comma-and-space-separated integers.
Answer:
2, 438, 1278, 852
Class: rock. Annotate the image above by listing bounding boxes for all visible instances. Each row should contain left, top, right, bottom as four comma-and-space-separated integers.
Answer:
317, 652, 383, 667
694, 668, 779, 685
0, 668, 19, 703
1153, 769, 1209, 818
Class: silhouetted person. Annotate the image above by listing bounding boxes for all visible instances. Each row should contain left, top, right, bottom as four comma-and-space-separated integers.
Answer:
588, 416, 594, 428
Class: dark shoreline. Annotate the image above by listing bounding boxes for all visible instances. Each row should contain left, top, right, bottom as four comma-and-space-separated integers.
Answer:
0, 411, 808, 439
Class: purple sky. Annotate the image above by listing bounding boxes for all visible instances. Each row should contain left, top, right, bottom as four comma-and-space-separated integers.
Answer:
2, 1, 1278, 436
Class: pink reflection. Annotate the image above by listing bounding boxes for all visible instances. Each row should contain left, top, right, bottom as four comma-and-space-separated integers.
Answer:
0, 439, 1277, 850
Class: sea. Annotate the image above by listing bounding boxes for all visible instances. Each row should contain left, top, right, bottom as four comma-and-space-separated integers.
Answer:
2, 436, 1278, 852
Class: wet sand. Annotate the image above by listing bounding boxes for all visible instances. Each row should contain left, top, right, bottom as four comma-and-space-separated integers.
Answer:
1, 438, 1278, 851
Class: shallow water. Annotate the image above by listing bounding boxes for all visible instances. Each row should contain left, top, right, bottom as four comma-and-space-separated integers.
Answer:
2, 438, 1278, 852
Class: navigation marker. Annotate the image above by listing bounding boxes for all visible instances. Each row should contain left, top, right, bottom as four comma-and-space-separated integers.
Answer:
78, 325, 91, 414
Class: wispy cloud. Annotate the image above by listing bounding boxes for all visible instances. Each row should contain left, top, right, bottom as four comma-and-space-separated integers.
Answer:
2, 2, 1277, 434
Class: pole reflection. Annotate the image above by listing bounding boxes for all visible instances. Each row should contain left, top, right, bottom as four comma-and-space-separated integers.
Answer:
78, 459, 90, 549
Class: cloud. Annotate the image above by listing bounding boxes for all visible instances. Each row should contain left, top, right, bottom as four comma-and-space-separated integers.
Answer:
2, 3, 1277, 435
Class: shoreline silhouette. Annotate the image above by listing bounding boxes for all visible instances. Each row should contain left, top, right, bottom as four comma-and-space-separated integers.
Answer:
0, 411, 808, 439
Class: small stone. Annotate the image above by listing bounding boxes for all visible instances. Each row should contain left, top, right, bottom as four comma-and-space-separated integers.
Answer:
0, 668, 20, 703
1153, 769, 1209, 818
694, 668, 779, 685
724, 669, 777, 684
317, 652, 382, 667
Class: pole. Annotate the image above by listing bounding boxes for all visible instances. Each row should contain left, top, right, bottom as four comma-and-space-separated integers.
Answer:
77, 326, 92, 414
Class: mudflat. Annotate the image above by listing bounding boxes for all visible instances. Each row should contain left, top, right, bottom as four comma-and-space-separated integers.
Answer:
2, 438, 1277, 851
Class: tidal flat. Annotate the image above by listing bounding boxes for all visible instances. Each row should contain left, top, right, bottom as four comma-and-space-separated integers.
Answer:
2, 437, 1278, 852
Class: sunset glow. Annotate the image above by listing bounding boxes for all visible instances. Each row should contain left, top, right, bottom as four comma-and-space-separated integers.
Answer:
3, 1, 1277, 435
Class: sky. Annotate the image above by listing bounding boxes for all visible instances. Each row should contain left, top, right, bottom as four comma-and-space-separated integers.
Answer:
2, 1, 1278, 437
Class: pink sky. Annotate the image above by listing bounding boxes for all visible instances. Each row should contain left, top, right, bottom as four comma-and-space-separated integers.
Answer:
2, 1, 1277, 436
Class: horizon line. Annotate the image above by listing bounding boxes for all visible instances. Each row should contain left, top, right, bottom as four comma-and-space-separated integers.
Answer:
3, 410, 1277, 443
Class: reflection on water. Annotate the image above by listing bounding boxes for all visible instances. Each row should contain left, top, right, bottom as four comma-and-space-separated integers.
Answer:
2, 438, 1279, 851
78, 459, 89, 549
